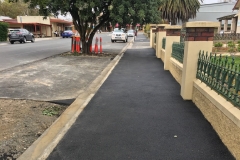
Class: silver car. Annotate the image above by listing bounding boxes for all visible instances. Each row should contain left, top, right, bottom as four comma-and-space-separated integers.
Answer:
111, 29, 128, 43
127, 30, 135, 37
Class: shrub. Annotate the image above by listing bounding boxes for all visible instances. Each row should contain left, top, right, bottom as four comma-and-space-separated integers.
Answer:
228, 41, 236, 53
0, 22, 9, 42
145, 24, 150, 33
237, 45, 240, 52
214, 42, 223, 47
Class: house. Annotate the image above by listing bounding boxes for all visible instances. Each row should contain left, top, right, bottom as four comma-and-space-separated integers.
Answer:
189, 1, 237, 33
233, 0, 240, 33
2, 16, 72, 37
214, 0, 240, 33
0, 16, 11, 21
189, 2, 237, 22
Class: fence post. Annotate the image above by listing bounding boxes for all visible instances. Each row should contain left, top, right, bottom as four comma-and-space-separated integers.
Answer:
156, 24, 170, 58
163, 25, 182, 70
180, 21, 219, 100
150, 28, 156, 48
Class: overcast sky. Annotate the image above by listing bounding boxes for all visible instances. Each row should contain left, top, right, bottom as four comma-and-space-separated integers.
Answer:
202, 0, 218, 4
202, 0, 237, 4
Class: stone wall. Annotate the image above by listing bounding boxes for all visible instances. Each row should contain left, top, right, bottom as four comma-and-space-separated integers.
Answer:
193, 81, 240, 159
169, 58, 183, 85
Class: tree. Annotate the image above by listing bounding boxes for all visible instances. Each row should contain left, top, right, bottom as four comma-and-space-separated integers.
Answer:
0, 0, 39, 18
23, 0, 162, 54
159, 0, 203, 25
110, 0, 162, 29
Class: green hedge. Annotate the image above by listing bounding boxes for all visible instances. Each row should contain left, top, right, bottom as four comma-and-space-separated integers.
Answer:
0, 22, 9, 41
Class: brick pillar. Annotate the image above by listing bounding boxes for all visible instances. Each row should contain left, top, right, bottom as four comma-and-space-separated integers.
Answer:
180, 21, 219, 100
155, 24, 170, 58
152, 28, 158, 49
150, 28, 156, 48
164, 25, 181, 70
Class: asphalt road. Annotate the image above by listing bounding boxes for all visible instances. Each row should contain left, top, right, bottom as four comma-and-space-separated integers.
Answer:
0, 32, 133, 71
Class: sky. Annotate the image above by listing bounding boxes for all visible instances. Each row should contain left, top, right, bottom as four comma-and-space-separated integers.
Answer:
202, 0, 219, 3
202, 0, 237, 4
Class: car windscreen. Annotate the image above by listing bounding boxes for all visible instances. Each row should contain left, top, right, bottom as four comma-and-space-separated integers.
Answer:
113, 30, 123, 32
11, 30, 21, 33
128, 30, 134, 33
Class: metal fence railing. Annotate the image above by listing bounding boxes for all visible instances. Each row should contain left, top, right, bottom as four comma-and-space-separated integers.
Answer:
171, 42, 184, 63
196, 51, 240, 107
214, 33, 240, 41
162, 37, 166, 49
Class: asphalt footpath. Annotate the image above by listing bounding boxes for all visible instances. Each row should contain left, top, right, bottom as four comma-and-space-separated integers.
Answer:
47, 33, 234, 160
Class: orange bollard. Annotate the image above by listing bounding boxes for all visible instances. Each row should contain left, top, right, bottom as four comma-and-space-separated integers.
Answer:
75, 37, 80, 53
100, 37, 102, 54
71, 36, 76, 53
94, 37, 98, 54
95, 37, 99, 54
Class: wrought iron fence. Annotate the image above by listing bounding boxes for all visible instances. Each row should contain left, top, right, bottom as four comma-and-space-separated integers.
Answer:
196, 51, 240, 107
162, 37, 166, 49
214, 33, 240, 41
171, 42, 185, 63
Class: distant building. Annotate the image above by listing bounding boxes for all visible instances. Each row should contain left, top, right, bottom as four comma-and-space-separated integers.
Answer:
2, 16, 72, 37
189, 2, 237, 22
0, 16, 11, 21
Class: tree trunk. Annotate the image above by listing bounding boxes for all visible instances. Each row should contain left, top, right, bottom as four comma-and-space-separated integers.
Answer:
171, 19, 177, 25
80, 33, 94, 54
81, 40, 92, 54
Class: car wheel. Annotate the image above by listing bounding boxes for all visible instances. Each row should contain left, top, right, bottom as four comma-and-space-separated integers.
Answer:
63, 37, 65, 38
111, 39, 114, 43
23, 37, 26, 43
126, 38, 128, 42
10, 41, 14, 44
31, 37, 35, 43
20, 41, 23, 43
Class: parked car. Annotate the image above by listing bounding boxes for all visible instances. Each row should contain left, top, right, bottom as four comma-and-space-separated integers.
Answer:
62, 30, 74, 38
9, 29, 35, 44
8, 28, 15, 36
127, 30, 135, 37
111, 29, 128, 43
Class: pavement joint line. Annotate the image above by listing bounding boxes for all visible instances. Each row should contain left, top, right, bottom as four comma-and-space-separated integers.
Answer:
18, 39, 131, 160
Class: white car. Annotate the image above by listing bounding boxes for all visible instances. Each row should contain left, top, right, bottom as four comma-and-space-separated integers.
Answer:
127, 30, 135, 37
111, 29, 128, 43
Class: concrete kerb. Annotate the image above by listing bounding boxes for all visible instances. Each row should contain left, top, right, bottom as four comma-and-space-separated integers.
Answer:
17, 39, 132, 160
